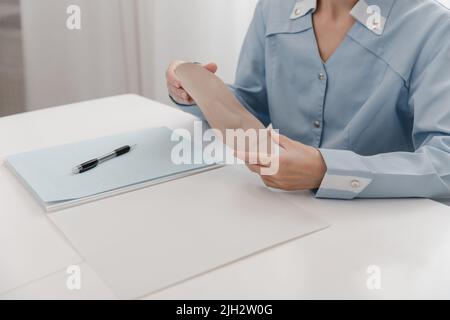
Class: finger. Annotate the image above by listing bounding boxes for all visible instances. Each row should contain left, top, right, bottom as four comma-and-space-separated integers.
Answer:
169, 86, 190, 104
185, 96, 194, 104
246, 163, 264, 174
167, 70, 181, 88
270, 129, 292, 149
168, 78, 192, 101
168, 85, 179, 100
175, 88, 189, 101
202, 62, 218, 74
169, 85, 191, 101
235, 150, 280, 170
167, 61, 185, 88
168, 84, 182, 99
235, 150, 272, 166
261, 176, 280, 189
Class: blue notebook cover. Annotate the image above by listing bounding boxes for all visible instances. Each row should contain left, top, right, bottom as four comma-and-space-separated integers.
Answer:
6, 127, 219, 211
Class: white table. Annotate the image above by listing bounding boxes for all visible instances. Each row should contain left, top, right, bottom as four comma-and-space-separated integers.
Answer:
1, 94, 450, 300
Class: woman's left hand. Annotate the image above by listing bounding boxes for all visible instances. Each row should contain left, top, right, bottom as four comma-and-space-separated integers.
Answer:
245, 131, 327, 191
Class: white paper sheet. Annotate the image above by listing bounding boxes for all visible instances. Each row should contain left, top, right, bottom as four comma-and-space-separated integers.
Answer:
0, 162, 82, 295
50, 165, 329, 299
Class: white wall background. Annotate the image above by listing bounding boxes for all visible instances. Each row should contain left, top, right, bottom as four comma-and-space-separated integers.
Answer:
20, 0, 129, 110
0, 0, 25, 116
20, 0, 258, 111
144, 0, 258, 104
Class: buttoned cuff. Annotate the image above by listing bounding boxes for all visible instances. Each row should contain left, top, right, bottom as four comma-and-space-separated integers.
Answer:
316, 149, 373, 199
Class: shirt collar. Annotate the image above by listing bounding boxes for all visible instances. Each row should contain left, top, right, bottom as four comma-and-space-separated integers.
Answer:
289, 0, 395, 36
289, 0, 317, 19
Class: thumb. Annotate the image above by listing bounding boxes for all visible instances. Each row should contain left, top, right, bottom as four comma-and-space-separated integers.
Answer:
270, 129, 293, 149
202, 62, 218, 74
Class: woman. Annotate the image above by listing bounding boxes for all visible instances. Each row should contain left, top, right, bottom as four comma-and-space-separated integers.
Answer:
166, 0, 450, 200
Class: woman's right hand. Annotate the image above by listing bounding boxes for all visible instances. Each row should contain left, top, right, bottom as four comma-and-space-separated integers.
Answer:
166, 60, 218, 105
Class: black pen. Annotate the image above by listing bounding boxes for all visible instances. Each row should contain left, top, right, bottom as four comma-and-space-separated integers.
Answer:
72, 145, 137, 174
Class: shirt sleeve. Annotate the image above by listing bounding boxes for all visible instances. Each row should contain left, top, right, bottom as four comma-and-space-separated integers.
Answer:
316, 41, 450, 200
172, 0, 271, 126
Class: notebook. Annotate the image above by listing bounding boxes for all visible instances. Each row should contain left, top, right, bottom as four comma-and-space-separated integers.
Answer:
5, 127, 221, 212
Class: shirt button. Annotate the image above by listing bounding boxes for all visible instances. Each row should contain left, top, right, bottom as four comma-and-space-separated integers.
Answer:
314, 121, 321, 128
318, 73, 326, 81
350, 180, 361, 189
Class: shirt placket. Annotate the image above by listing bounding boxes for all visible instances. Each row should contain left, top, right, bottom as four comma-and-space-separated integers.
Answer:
314, 66, 327, 148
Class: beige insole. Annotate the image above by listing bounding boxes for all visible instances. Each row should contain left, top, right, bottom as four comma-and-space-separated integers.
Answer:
175, 63, 273, 159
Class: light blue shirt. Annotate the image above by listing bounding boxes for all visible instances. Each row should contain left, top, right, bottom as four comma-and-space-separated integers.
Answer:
175, 0, 450, 200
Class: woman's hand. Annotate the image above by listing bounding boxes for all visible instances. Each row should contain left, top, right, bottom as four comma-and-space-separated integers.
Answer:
166, 60, 218, 105
246, 131, 327, 191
